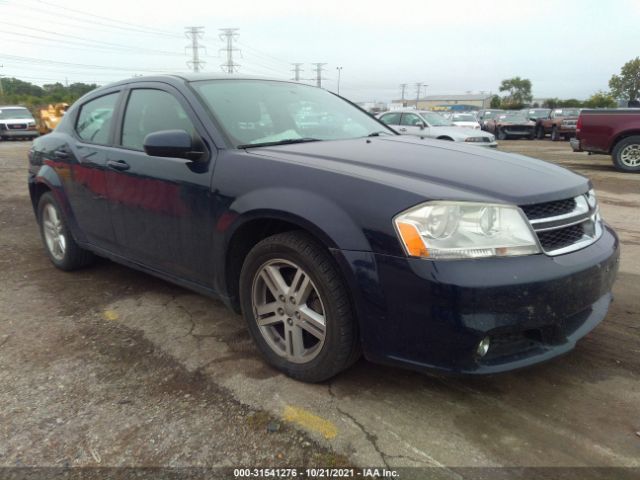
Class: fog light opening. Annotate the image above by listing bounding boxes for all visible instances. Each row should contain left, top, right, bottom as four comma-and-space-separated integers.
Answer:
476, 336, 491, 357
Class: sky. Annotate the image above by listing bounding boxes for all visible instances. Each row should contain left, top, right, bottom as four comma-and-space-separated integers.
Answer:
0, 0, 638, 103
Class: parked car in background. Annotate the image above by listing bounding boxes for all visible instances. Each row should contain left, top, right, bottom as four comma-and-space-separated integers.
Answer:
485, 112, 536, 140
571, 109, 640, 172
535, 108, 580, 141
522, 108, 551, 122
0, 106, 39, 141
448, 112, 481, 129
28, 74, 618, 381
477, 109, 505, 130
377, 110, 496, 147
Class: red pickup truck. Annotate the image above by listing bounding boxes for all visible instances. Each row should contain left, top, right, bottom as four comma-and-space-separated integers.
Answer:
571, 109, 640, 172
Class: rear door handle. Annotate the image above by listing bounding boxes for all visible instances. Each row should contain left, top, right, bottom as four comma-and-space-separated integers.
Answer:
53, 149, 69, 159
107, 159, 130, 171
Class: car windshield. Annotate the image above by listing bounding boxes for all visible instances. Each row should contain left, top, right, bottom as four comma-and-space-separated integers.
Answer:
191, 79, 392, 147
526, 109, 550, 118
558, 109, 580, 117
482, 111, 503, 119
498, 113, 528, 123
418, 111, 453, 126
0, 108, 33, 120
452, 114, 476, 122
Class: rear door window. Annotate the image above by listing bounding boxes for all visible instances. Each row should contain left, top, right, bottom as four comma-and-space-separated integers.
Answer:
75, 93, 119, 145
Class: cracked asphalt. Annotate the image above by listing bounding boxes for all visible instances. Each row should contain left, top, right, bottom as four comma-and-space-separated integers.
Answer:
1, 139, 639, 475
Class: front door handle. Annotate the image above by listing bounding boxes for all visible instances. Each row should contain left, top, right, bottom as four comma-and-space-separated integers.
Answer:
398, 127, 407, 132
53, 149, 69, 159
107, 159, 130, 171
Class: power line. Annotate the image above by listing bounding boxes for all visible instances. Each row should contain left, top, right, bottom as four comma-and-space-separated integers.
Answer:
0, 30, 183, 56
219, 28, 241, 74
311, 63, 327, 88
2, 3, 183, 39
18, 0, 181, 37
185, 27, 206, 73
0, 21, 183, 56
0, 53, 176, 74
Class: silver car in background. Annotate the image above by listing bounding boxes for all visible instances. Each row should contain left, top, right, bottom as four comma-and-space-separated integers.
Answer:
378, 110, 496, 147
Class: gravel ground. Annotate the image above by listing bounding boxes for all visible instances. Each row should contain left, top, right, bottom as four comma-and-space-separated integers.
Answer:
0, 138, 639, 478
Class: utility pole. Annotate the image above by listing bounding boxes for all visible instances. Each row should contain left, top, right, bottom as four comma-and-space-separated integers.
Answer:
0, 64, 4, 97
185, 26, 206, 73
400, 83, 407, 104
336, 66, 343, 95
311, 63, 327, 88
219, 28, 241, 73
291, 63, 303, 81
415, 82, 423, 108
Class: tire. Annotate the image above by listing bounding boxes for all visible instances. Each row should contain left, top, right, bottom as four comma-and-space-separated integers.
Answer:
239, 231, 360, 382
551, 126, 560, 141
497, 128, 507, 140
612, 135, 640, 173
37, 192, 94, 270
536, 126, 545, 139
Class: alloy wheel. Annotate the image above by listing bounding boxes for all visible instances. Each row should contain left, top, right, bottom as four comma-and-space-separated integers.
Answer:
251, 259, 326, 364
620, 144, 640, 167
42, 203, 66, 261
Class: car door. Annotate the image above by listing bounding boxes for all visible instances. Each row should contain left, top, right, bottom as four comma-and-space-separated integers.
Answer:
399, 113, 429, 137
104, 84, 216, 285
62, 90, 121, 250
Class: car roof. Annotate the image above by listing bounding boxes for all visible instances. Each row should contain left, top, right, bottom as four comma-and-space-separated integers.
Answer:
96, 73, 304, 90
0, 106, 29, 109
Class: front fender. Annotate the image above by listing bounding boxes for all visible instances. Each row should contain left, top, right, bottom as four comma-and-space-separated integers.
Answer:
228, 186, 371, 251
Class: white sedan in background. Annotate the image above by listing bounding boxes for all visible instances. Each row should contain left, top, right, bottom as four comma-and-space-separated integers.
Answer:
378, 110, 496, 147
448, 112, 482, 129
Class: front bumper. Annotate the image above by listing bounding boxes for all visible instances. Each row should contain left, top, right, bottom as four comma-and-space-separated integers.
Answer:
338, 225, 619, 374
0, 129, 39, 139
570, 137, 582, 152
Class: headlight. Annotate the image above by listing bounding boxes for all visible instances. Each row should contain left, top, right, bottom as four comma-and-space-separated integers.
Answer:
394, 201, 541, 260
464, 137, 485, 143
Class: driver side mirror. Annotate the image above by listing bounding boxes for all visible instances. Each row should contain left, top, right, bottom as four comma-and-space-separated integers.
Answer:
143, 130, 204, 161
418, 121, 426, 130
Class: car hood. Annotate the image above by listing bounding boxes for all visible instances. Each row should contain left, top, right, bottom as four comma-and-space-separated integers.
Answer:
249, 136, 588, 205
429, 125, 490, 139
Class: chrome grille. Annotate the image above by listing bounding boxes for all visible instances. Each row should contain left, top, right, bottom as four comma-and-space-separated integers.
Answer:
521, 198, 576, 220
521, 192, 602, 256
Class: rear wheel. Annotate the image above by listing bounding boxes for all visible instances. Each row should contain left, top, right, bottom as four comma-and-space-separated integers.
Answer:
612, 135, 640, 173
239, 231, 359, 382
37, 192, 94, 270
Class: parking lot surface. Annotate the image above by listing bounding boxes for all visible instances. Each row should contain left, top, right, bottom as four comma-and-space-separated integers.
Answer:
1, 140, 639, 471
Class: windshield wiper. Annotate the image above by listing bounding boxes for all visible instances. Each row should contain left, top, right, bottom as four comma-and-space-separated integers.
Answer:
237, 138, 321, 149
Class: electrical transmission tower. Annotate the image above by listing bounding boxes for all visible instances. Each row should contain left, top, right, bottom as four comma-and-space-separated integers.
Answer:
291, 63, 303, 81
219, 28, 241, 73
400, 83, 407, 103
311, 63, 327, 88
185, 26, 206, 73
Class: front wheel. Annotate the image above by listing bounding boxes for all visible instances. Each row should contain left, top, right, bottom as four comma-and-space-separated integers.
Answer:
536, 126, 545, 139
612, 135, 640, 172
551, 126, 560, 141
37, 192, 94, 270
497, 128, 507, 140
239, 231, 360, 382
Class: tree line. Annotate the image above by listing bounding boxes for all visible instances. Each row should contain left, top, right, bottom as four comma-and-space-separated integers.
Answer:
489, 57, 640, 110
0, 77, 99, 109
